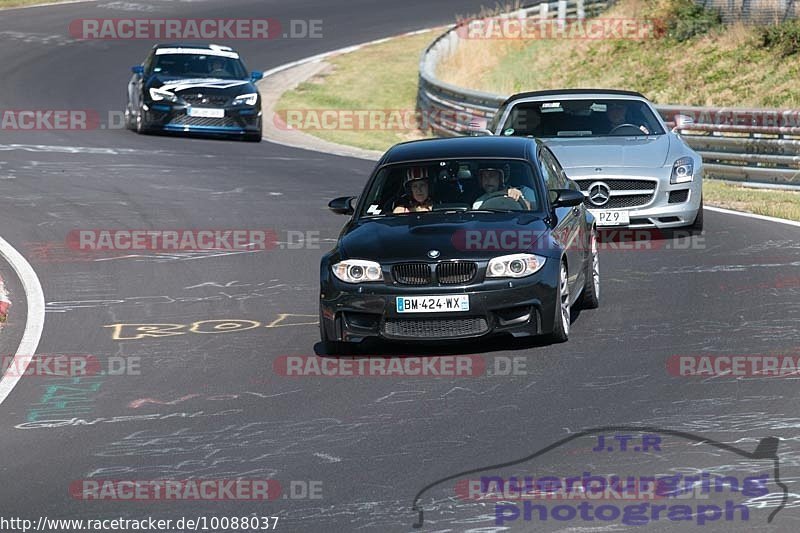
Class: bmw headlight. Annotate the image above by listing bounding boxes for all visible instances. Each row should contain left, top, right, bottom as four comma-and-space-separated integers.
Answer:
486, 253, 546, 278
232, 93, 259, 106
332, 260, 383, 283
670, 157, 694, 184
149, 88, 178, 103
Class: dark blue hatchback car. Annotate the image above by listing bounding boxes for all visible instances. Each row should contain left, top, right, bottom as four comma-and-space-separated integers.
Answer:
125, 43, 263, 141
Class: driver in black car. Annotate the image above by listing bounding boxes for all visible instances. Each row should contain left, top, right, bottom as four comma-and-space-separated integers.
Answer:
472, 167, 535, 210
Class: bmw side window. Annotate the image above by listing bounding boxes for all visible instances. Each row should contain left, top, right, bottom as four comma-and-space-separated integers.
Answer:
545, 149, 579, 191
538, 149, 560, 205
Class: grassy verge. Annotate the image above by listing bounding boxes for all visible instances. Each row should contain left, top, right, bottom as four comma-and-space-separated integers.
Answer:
704, 180, 800, 221
0, 0, 70, 7
275, 30, 436, 152
439, 0, 800, 107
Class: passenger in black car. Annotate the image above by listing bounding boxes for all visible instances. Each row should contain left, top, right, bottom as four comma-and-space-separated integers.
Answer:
393, 167, 433, 213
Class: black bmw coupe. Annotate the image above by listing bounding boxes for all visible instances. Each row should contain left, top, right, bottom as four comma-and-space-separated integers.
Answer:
320, 136, 599, 352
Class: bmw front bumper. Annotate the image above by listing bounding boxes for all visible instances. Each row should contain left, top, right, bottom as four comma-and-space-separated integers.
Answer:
319, 259, 561, 344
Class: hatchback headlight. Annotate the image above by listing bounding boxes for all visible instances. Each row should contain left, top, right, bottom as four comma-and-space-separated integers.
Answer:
670, 157, 694, 184
332, 260, 383, 283
149, 88, 178, 103
232, 93, 258, 106
486, 253, 546, 278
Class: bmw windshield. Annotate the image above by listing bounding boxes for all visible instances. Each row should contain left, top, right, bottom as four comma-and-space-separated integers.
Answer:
358, 159, 544, 217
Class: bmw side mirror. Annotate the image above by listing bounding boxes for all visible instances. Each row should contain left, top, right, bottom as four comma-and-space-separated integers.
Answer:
250, 71, 264, 81
131, 65, 145, 75
551, 189, 584, 208
329, 196, 356, 215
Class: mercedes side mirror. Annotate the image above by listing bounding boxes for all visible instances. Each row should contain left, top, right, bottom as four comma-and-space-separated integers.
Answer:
672, 114, 694, 133
468, 118, 493, 136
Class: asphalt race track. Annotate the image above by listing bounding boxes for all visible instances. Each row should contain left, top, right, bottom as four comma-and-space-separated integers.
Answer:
0, 1, 799, 532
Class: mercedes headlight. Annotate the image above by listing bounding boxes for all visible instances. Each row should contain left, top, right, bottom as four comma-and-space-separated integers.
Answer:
670, 157, 694, 184
332, 260, 383, 283
149, 88, 178, 103
232, 93, 259, 106
486, 253, 546, 278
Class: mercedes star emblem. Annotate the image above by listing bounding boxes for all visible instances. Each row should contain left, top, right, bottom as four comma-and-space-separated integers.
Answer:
588, 182, 611, 207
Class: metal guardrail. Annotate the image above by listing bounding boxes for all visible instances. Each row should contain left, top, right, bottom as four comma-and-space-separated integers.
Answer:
417, 1, 800, 186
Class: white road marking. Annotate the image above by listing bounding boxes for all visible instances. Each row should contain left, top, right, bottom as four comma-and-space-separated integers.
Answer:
705, 205, 800, 228
0, 237, 45, 406
313, 452, 342, 463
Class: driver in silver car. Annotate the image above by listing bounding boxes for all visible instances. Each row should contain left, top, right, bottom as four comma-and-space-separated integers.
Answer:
472, 167, 535, 209
607, 102, 650, 135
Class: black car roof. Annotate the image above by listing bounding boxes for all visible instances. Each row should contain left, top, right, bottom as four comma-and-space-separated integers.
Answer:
381, 136, 541, 164
500, 89, 647, 106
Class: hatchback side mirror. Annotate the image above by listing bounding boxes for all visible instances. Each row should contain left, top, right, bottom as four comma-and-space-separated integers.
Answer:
250, 71, 264, 81
328, 196, 356, 215
131, 65, 145, 75
550, 189, 584, 208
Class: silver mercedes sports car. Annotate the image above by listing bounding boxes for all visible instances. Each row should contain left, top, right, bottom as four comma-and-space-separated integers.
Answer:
487, 89, 703, 231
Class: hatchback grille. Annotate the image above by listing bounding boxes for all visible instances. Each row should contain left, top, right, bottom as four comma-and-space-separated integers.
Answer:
668, 190, 690, 204
436, 262, 477, 285
168, 115, 238, 128
392, 263, 431, 285
180, 93, 229, 106
383, 317, 489, 339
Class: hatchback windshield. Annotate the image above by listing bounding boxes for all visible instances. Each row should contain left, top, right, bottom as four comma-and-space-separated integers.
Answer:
150, 53, 249, 79
499, 99, 665, 138
359, 159, 542, 216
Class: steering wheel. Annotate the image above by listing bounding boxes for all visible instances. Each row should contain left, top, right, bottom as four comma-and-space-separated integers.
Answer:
477, 190, 528, 210
609, 123, 644, 135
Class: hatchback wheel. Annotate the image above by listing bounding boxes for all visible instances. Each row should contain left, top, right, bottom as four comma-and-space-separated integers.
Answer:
549, 261, 570, 343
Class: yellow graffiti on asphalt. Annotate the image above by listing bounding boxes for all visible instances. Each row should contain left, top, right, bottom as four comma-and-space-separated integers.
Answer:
105, 314, 319, 340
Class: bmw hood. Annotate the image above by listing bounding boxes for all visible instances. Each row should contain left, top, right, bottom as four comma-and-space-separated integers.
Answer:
339, 214, 553, 262
543, 135, 671, 169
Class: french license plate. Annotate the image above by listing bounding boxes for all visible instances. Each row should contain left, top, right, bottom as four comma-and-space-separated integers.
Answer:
590, 209, 630, 226
396, 295, 470, 313
188, 107, 225, 118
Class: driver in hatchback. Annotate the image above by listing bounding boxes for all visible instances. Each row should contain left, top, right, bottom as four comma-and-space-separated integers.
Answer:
472, 167, 534, 210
